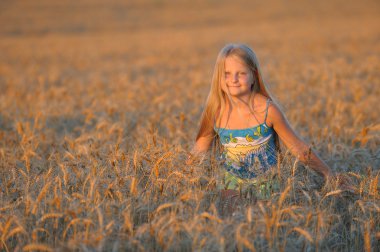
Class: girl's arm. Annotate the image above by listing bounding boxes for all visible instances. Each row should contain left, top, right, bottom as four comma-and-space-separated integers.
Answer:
192, 135, 214, 155
268, 103, 333, 179
186, 134, 214, 165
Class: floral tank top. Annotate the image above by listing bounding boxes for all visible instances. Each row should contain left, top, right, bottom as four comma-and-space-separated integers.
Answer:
214, 99, 278, 179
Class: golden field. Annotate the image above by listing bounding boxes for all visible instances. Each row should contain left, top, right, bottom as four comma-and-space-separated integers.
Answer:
0, 0, 379, 251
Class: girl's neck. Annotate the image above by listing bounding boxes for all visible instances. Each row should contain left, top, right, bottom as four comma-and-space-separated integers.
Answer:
227, 92, 255, 110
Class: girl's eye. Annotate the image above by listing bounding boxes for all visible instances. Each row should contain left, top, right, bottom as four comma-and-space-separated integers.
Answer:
239, 72, 247, 76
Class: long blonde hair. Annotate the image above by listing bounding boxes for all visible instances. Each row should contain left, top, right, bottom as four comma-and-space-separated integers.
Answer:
196, 43, 280, 152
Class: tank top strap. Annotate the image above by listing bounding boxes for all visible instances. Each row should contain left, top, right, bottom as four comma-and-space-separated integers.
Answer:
263, 99, 271, 124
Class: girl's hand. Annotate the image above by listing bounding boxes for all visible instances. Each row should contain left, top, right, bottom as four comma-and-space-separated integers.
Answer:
327, 173, 356, 192
185, 152, 206, 165
186, 153, 194, 165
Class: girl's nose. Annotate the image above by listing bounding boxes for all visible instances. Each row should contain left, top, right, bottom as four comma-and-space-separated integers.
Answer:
232, 74, 238, 82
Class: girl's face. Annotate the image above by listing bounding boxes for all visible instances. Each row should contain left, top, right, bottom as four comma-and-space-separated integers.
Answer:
222, 55, 254, 99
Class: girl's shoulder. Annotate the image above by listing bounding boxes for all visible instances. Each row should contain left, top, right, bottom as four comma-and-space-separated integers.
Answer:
252, 93, 270, 110
266, 100, 286, 128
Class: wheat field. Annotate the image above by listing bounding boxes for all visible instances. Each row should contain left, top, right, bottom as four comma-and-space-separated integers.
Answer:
0, 0, 379, 251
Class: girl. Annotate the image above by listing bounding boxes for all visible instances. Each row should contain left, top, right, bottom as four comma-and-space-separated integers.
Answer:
189, 43, 336, 205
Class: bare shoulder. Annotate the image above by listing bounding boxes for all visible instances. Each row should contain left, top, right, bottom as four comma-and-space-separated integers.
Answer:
266, 101, 287, 127
252, 93, 269, 109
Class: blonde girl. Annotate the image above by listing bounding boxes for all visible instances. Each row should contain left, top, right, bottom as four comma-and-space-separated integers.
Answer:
189, 43, 335, 203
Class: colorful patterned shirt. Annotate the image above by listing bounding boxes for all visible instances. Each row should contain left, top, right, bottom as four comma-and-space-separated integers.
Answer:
214, 99, 278, 179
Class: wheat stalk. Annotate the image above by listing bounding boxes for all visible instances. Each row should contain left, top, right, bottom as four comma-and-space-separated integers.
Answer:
31, 181, 52, 215
37, 213, 63, 225
5, 226, 27, 240
292, 227, 314, 243
153, 151, 173, 178
22, 243, 53, 252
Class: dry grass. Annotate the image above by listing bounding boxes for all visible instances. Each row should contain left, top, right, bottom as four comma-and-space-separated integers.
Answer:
0, 0, 379, 251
